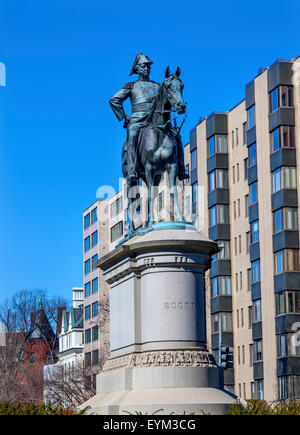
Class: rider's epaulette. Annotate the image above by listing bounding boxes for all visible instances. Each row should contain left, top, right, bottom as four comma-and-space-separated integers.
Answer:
123, 82, 134, 90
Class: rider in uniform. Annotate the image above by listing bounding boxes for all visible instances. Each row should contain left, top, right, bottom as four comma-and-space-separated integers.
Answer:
109, 53, 189, 181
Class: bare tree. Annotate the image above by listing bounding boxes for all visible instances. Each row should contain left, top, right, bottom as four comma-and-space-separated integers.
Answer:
0, 288, 68, 401
44, 359, 97, 407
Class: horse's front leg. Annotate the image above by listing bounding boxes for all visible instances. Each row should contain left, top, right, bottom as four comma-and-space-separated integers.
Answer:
168, 163, 184, 222
145, 165, 155, 227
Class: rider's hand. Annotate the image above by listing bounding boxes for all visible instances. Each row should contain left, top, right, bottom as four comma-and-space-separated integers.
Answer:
123, 115, 130, 128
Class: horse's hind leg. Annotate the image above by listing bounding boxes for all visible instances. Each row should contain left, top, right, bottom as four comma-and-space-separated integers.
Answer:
168, 163, 184, 222
145, 164, 155, 227
127, 179, 137, 236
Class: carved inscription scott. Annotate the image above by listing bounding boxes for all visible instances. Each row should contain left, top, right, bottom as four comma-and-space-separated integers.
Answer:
164, 301, 195, 310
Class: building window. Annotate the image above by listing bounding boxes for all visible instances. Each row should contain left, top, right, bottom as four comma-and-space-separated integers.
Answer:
218, 241, 231, 260
249, 344, 253, 367
211, 276, 231, 297
248, 306, 253, 328
254, 340, 263, 362
211, 312, 232, 333
85, 328, 91, 344
270, 85, 293, 113
247, 268, 251, 291
84, 259, 91, 275
91, 207, 97, 224
274, 249, 300, 274
245, 194, 249, 217
207, 135, 228, 156
277, 333, 300, 357
253, 299, 261, 322
247, 105, 255, 129
273, 207, 298, 233
248, 143, 257, 167
92, 326, 98, 341
276, 291, 300, 315
110, 197, 123, 219
84, 281, 91, 297
92, 277, 98, 294
244, 158, 248, 180
92, 231, 98, 247
85, 305, 91, 320
272, 167, 297, 193
208, 169, 228, 192
249, 181, 258, 205
92, 254, 98, 271
85, 352, 91, 367
110, 221, 123, 243
84, 213, 91, 229
209, 204, 229, 226
192, 182, 197, 206
84, 236, 91, 252
252, 260, 260, 283
251, 220, 259, 244
191, 149, 197, 170
279, 376, 300, 400
243, 122, 247, 144
92, 301, 98, 317
185, 196, 190, 215
92, 349, 99, 365
271, 126, 295, 152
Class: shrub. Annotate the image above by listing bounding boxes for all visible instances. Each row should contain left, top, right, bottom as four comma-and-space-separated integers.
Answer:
0, 401, 89, 415
227, 399, 300, 415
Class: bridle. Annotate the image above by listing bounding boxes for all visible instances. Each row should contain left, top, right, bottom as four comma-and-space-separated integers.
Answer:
149, 80, 186, 133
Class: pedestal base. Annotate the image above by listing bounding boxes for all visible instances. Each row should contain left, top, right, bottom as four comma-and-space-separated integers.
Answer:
81, 366, 236, 415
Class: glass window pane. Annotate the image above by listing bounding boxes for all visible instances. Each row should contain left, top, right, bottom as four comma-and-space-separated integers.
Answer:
211, 277, 218, 297
91, 208, 97, 224
191, 149, 197, 170
209, 171, 215, 191
210, 206, 216, 226
208, 136, 215, 156
272, 128, 280, 151
274, 209, 283, 233
271, 88, 279, 112
249, 143, 257, 166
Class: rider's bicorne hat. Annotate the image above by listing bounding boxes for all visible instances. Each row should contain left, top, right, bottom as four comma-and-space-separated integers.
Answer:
129, 53, 153, 76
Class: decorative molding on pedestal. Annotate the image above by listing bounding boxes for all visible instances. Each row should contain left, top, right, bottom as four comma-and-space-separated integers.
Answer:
103, 347, 217, 372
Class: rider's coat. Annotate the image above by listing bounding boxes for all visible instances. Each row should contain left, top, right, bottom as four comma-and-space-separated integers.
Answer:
110, 78, 160, 175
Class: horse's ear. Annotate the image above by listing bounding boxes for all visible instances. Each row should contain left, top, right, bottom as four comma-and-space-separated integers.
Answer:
175, 66, 181, 77
165, 66, 170, 78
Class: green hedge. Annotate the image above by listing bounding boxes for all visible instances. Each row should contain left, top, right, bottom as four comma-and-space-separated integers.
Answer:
0, 401, 88, 415
227, 399, 300, 415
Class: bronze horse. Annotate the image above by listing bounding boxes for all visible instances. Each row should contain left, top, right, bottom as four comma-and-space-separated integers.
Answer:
122, 66, 187, 235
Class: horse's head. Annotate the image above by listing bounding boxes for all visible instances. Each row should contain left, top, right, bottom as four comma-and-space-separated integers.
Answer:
163, 66, 187, 114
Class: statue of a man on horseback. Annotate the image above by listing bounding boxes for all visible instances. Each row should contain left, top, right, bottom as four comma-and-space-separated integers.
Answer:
109, 53, 188, 182
109, 53, 189, 236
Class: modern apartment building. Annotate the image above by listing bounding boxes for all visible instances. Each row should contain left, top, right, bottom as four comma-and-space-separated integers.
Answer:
184, 56, 300, 402
82, 55, 300, 401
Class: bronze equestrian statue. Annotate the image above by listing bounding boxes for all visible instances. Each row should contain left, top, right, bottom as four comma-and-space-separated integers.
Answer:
109, 54, 188, 236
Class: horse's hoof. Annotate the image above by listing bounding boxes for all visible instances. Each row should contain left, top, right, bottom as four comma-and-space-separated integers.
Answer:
175, 216, 185, 222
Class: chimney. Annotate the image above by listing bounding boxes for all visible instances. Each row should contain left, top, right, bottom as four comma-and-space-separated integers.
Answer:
30, 312, 35, 325
56, 307, 65, 335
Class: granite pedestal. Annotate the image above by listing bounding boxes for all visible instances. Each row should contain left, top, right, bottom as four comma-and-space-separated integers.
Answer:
82, 225, 236, 414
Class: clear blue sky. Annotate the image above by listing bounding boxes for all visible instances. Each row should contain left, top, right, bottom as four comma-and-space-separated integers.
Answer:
0, 0, 299, 304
